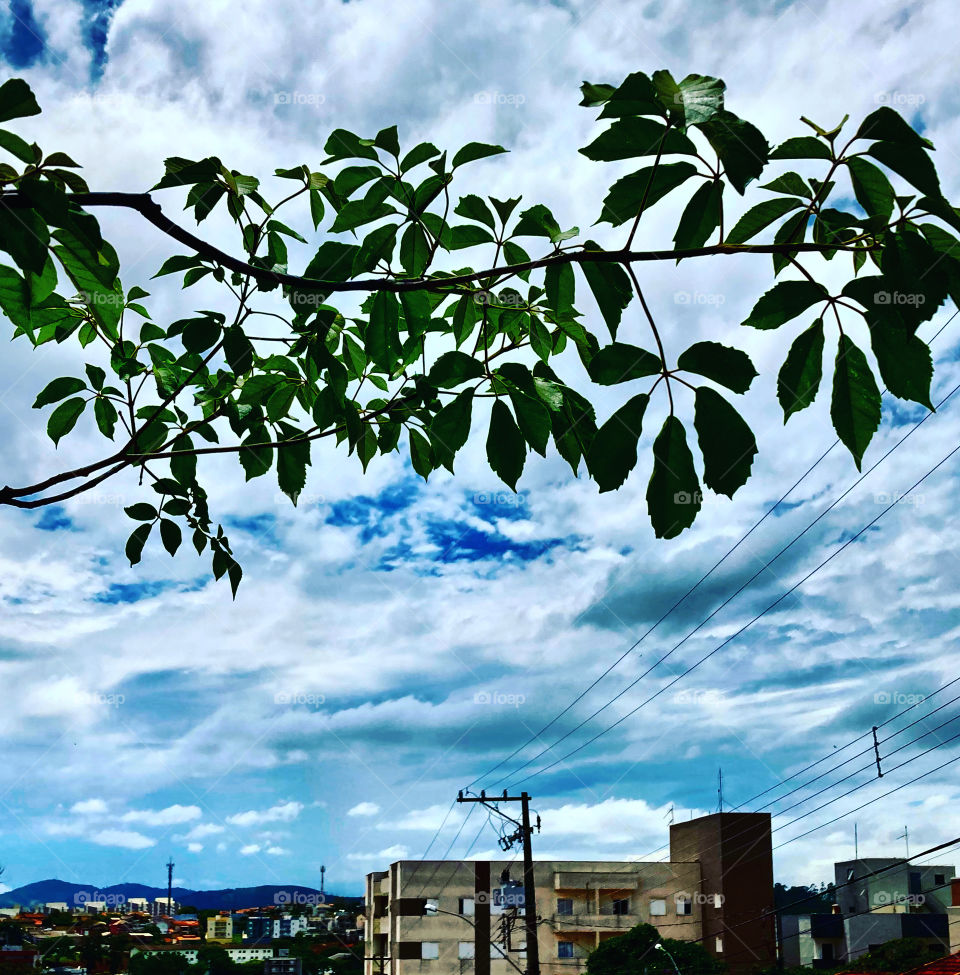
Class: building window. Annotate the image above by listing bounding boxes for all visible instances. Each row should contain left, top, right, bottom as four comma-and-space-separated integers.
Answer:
649, 899, 667, 916
558, 942, 574, 959
459, 898, 475, 916
676, 897, 692, 916
612, 898, 630, 916
821, 944, 834, 962
846, 868, 855, 881
491, 943, 507, 959
458, 943, 475, 960
557, 898, 573, 916
716, 937, 724, 953
422, 943, 439, 960
935, 874, 946, 886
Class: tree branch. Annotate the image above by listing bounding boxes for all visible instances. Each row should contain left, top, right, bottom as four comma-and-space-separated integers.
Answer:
0, 191, 878, 294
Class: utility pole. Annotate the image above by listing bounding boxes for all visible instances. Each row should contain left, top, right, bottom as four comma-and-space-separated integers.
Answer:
166, 857, 175, 917
897, 826, 909, 859
854, 823, 858, 861
320, 865, 326, 895
457, 790, 541, 975
717, 768, 724, 813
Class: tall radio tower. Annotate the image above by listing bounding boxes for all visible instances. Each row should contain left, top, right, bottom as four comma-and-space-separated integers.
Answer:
167, 858, 175, 915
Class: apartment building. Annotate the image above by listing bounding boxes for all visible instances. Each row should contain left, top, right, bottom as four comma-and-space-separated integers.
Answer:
363, 812, 775, 975
207, 914, 235, 942
782, 859, 958, 966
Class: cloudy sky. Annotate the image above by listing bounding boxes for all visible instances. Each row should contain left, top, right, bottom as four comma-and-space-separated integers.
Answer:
1, 0, 960, 900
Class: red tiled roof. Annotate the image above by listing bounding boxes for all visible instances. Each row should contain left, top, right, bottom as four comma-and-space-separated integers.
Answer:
900, 951, 960, 975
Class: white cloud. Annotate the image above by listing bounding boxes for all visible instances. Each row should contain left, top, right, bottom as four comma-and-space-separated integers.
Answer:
239, 844, 262, 856
70, 798, 109, 815
187, 843, 203, 853
121, 804, 202, 826
90, 829, 156, 850
265, 846, 290, 856
347, 802, 380, 818
227, 801, 304, 827
346, 845, 409, 863
175, 823, 226, 842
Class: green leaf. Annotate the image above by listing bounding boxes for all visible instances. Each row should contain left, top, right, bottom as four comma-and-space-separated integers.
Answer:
354, 222, 398, 275
400, 289, 432, 337
223, 325, 255, 375
0, 128, 35, 162
868, 317, 933, 410
323, 128, 379, 162
408, 428, 434, 480
579, 244, 632, 338
673, 180, 723, 250
0, 79, 41, 123
673, 73, 726, 126
598, 161, 698, 226
399, 223, 430, 275
309, 188, 325, 229
47, 396, 85, 445
769, 136, 832, 160
760, 172, 810, 197
742, 280, 828, 329
585, 393, 648, 492
646, 416, 701, 539
725, 198, 805, 245
182, 316, 222, 353
125, 523, 152, 566
855, 106, 934, 149
544, 263, 575, 319
512, 204, 563, 241
846, 157, 895, 225
866, 141, 940, 198
124, 503, 157, 521
487, 399, 526, 490
33, 376, 86, 408
452, 142, 507, 169
428, 389, 473, 471
374, 125, 400, 158
696, 111, 769, 195
693, 386, 757, 497
586, 343, 661, 385
580, 117, 696, 161
831, 334, 881, 470
598, 71, 663, 119
401, 142, 441, 171
93, 396, 117, 439
0, 205, 50, 275
676, 341, 757, 393
277, 437, 310, 498
777, 319, 824, 421
159, 518, 182, 556
454, 194, 496, 229
498, 363, 551, 456
239, 426, 274, 480
303, 241, 361, 288
428, 350, 485, 388
503, 240, 531, 281
356, 423, 378, 472
153, 254, 204, 278
579, 81, 616, 107
449, 224, 494, 250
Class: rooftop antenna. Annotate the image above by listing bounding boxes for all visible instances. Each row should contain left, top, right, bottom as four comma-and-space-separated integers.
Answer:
896, 826, 909, 859
854, 823, 858, 861
166, 857, 174, 915
717, 768, 724, 813
320, 865, 325, 894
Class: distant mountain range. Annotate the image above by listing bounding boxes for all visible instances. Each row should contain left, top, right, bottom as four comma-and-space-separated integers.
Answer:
0, 880, 361, 911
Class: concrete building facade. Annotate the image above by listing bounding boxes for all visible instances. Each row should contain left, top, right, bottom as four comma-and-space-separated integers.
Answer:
363, 812, 775, 975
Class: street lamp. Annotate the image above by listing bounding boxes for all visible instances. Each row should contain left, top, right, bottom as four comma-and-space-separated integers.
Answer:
654, 943, 681, 975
